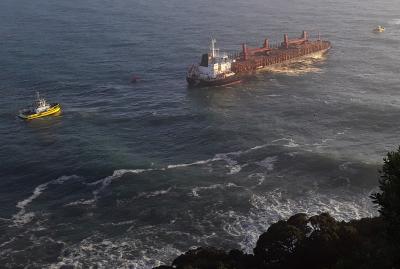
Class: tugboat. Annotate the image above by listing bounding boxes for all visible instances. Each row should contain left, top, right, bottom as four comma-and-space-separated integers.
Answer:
18, 92, 61, 120
186, 39, 241, 87
373, 25, 385, 33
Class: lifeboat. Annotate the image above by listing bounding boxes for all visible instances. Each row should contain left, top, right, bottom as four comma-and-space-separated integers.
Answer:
373, 26, 385, 33
18, 92, 61, 120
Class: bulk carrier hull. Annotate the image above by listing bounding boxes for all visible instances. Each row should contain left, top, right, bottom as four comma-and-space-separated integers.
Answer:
232, 39, 331, 75
255, 49, 330, 71
187, 31, 331, 87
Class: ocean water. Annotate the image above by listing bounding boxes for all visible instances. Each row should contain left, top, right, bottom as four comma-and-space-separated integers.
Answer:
1, 0, 400, 267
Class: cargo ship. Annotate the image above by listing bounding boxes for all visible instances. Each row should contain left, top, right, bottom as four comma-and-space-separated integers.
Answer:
186, 31, 331, 87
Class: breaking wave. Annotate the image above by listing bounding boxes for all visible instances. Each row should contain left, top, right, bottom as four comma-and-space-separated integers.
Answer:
272, 138, 299, 148
137, 187, 173, 199
11, 175, 79, 227
191, 182, 240, 197
10, 144, 265, 227
89, 169, 156, 199
220, 188, 378, 252
6, 140, 380, 268
49, 234, 182, 269
256, 156, 277, 171
166, 158, 220, 169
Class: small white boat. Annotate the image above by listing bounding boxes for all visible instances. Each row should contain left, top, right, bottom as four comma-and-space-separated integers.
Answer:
373, 26, 385, 33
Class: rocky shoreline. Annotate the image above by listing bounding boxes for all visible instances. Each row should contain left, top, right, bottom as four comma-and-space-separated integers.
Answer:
155, 214, 394, 269
155, 147, 400, 269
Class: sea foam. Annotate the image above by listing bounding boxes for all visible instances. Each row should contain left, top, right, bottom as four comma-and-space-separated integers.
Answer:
11, 175, 79, 227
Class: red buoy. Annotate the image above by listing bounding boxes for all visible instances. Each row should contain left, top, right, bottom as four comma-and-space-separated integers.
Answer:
131, 75, 140, 83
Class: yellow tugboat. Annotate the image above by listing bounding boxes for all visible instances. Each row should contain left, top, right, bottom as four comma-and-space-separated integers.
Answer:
373, 25, 385, 33
18, 92, 61, 120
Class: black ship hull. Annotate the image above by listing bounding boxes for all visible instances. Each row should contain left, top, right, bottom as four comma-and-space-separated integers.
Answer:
186, 74, 242, 87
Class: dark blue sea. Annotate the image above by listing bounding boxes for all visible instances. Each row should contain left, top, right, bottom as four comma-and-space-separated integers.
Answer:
1, 0, 400, 267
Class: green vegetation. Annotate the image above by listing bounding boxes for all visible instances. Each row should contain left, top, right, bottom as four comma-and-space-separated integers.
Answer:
156, 147, 400, 269
371, 146, 400, 246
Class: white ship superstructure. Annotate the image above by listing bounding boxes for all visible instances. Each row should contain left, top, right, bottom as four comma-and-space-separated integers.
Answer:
34, 92, 51, 113
187, 39, 240, 86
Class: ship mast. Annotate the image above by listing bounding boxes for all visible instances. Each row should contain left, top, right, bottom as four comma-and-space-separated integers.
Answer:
211, 38, 216, 58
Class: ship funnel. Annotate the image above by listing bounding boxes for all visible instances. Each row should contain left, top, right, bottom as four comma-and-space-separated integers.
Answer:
263, 39, 269, 49
283, 34, 289, 48
242, 43, 248, 60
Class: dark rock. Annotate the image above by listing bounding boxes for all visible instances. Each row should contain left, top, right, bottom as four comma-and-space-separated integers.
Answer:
156, 214, 398, 269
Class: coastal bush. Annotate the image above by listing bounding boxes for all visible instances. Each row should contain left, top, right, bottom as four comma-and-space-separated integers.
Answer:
371, 146, 400, 242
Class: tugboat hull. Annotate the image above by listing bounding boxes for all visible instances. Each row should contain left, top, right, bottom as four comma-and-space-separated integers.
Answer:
18, 103, 61, 120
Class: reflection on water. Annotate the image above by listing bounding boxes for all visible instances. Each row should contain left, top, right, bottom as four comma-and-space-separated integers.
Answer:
23, 112, 63, 144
